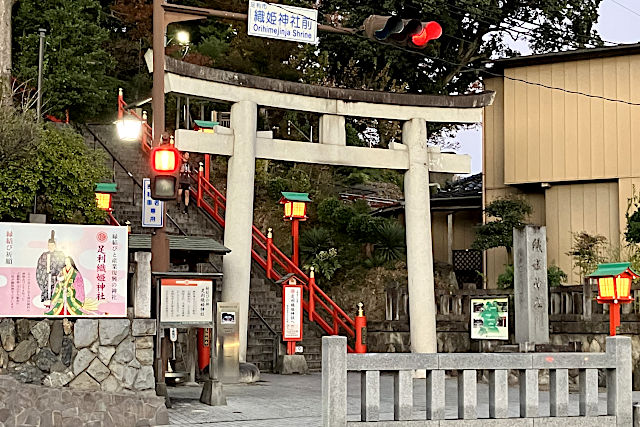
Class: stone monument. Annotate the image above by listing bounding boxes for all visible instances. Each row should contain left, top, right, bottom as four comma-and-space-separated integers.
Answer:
513, 225, 549, 345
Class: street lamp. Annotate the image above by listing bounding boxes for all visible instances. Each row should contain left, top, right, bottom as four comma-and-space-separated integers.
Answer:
278, 192, 311, 266
588, 262, 639, 336
116, 115, 143, 141
175, 30, 190, 45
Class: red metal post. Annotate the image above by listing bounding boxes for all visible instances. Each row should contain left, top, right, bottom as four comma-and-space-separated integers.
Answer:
197, 162, 203, 208
205, 154, 210, 182
266, 228, 273, 280
308, 267, 316, 323
354, 303, 367, 353
610, 302, 621, 336
117, 88, 124, 119
291, 218, 300, 267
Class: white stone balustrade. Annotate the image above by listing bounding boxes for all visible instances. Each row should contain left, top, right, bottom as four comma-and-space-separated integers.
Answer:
322, 335, 632, 426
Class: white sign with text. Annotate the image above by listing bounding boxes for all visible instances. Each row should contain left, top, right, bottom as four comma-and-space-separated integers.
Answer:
248, 0, 317, 44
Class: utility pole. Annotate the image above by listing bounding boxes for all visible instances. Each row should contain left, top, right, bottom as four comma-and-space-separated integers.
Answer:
36, 29, 46, 122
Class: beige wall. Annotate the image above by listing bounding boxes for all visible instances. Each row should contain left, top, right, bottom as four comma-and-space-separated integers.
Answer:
545, 181, 620, 284
502, 55, 640, 185
484, 55, 640, 286
431, 210, 482, 264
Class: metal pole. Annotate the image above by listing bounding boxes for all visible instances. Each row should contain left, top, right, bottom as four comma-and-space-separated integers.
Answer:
152, 0, 170, 402
151, 0, 169, 274
36, 29, 46, 121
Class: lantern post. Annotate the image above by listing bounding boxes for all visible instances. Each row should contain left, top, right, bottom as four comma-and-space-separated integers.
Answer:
278, 192, 311, 267
588, 262, 638, 336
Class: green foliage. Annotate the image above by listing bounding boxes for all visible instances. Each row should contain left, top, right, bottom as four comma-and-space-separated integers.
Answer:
347, 214, 384, 243
300, 227, 334, 264
625, 186, 640, 244
0, 107, 109, 223
496, 264, 567, 289
373, 221, 406, 262
14, 0, 115, 121
471, 197, 532, 255
547, 265, 568, 287
497, 264, 514, 289
266, 168, 311, 200
317, 198, 357, 232
566, 231, 608, 281
304, 248, 341, 283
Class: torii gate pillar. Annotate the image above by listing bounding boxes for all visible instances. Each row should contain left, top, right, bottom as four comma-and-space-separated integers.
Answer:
403, 118, 437, 353
220, 100, 257, 362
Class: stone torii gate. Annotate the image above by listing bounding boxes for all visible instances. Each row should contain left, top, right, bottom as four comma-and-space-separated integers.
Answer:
154, 55, 494, 361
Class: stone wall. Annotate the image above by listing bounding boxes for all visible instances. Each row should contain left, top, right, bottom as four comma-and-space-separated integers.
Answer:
0, 316, 157, 395
0, 374, 168, 426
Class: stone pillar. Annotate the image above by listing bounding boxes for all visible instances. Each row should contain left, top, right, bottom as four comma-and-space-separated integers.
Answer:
318, 115, 346, 146
402, 118, 437, 353
221, 100, 257, 362
514, 225, 549, 344
133, 252, 152, 319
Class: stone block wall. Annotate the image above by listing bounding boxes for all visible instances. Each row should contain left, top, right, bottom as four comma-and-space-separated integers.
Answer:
0, 316, 157, 395
0, 374, 168, 426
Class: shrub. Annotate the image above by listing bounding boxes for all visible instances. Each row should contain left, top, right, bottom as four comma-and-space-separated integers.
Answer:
547, 265, 567, 287
497, 264, 514, 289
374, 220, 406, 261
300, 227, 334, 264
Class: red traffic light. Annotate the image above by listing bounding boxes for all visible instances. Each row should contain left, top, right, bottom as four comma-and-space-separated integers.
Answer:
411, 21, 442, 48
151, 146, 180, 173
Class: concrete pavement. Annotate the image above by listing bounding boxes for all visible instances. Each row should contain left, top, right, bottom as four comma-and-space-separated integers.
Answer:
166, 372, 640, 426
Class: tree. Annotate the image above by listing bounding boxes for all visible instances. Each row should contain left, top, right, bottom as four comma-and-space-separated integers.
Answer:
471, 197, 532, 258
0, 105, 110, 223
0, 0, 16, 102
13, 0, 115, 121
307, 0, 603, 96
566, 231, 607, 281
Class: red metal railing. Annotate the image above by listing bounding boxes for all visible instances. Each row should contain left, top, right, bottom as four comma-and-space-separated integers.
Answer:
192, 166, 356, 350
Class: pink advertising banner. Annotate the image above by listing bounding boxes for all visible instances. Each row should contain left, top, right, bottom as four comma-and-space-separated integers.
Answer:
0, 222, 128, 317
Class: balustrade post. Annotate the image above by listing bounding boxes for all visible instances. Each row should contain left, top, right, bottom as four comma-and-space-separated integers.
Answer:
519, 369, 539, 417
361, 370, 380, 421
489, 369, 508, 418
309, 267, 316, 322
266, 228, 273, 280
606, 336, 632, 425
458, 370, 477, 419
579, 369, 599, 416
197, 162, 203, 208
394, 370, 413, 421
583, 279, 592, 320
550, 368, 569, 416
426, 370, 445, 420
322, 336, 347, 427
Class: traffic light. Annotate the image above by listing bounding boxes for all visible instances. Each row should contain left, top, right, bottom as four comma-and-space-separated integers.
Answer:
150, 145, 180, 200
363, 15, 442, 49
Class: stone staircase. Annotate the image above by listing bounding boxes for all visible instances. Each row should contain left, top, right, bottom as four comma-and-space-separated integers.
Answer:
84, 124, 324, 372
248, 275, 324, 372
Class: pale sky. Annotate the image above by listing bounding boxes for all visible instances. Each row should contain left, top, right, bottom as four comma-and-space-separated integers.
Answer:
454, 0, 640, 174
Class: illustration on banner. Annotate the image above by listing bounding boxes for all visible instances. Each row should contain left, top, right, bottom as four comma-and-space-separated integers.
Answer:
0, 222, 128, 317
470, 297, 509, 340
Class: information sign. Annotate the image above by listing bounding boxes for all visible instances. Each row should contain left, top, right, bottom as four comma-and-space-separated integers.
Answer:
142, 178, 163, 228
470, 297, 509, 340
282, 283, 303, 341
160, 278, 213, 325
248, 0, 318, 44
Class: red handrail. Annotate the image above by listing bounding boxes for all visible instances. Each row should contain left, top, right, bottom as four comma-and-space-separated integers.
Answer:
191, 167, 356, 348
